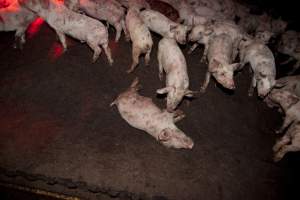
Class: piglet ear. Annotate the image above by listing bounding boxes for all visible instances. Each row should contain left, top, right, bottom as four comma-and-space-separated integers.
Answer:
169, 24, 177, 32
158, 129, 170, 142
274, 80, 287, 88
156, 86, 173, 94
204, 28, 213, 36
289, 93, 300, 104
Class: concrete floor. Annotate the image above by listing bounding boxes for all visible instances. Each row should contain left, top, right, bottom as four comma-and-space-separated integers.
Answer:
0, 17, 300, 200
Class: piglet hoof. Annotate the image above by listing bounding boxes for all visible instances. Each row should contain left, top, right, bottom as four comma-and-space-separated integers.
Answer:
187, 49, 193, 54
159, 73, 163, 81
173, 110, 186, 122
126, 69, 134, 74
200, 57, 206, 64
248, 89, 254, 97
108, 59, 114, 66
125, 36, 131, 42
199, 87, 206, 93
273, 154, 282, 162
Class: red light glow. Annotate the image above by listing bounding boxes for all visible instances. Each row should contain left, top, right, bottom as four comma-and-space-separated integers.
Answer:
48, 42, 64, 61
0, 102, 63, 152
27, 17, 44, 39
109, 39, 119, 57
0, 0, 11, 8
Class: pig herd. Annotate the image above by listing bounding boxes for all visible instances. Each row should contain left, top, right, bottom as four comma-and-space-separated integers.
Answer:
1, 0, 300, 162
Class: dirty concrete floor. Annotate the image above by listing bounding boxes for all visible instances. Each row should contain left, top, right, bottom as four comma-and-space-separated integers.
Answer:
0, 20, 300, 200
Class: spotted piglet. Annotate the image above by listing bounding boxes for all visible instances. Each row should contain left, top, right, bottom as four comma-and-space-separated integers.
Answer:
239, 39, 276, 97
157, 38, 196, 112
140, 9, 191, 45
64, 0, 127, 42
0, 1, 37, 49
19, 0, 113, 65
111, 78, 194, 149
125, 6, 153, 73
201, 33, 240, 92
267, 90, 300, 161
273, 75, 300, 97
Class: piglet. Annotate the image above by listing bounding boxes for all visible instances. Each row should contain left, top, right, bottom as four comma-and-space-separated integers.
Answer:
64, 0, 127, 42
201, 33, 240, 92
19, 0, 113, 65
111, 77, 194, 149
265, 75, 300, 109
157, 38, 196, 112
239, 39, 276, 97
0, 1, 37, 49
160, 0, 208, 26
125, 6, 153, 73
188, 20, 247, 61
267, 90, 300, 161
140, 9, 191, 45
277, 30, 300, 75
273, 75, 300, 97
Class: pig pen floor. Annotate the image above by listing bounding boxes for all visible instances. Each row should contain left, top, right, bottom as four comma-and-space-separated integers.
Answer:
0, 23, 300, 200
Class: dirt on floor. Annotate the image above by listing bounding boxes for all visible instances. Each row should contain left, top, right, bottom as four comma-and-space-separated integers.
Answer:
0, 19, 300, 200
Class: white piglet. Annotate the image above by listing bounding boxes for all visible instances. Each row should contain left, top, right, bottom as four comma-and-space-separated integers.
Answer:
239, 39, 276, 97
0, 1, 37, 49
189, 20, 248, 61
157, 38, 195, 112
140, 9, 191, 45
125, 6, 153, 73
111, 78, 194, 149
274, 75, 300, 97
160, 0, 208, 26
19, 0, 113, 65
268, 90, 300, 161
201, 33, 240, 92
64, 0, 127, 42
265, 75, 300, 109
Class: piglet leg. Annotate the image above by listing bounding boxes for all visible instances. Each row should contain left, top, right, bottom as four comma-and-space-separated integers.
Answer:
248, 76, 256, 96
102, 43, 114, 66
173, 110, 186, 123
274, 143, 300, 162
56, 31, 67, 52
127, 45, 140, 73
200, 71, 211, 93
